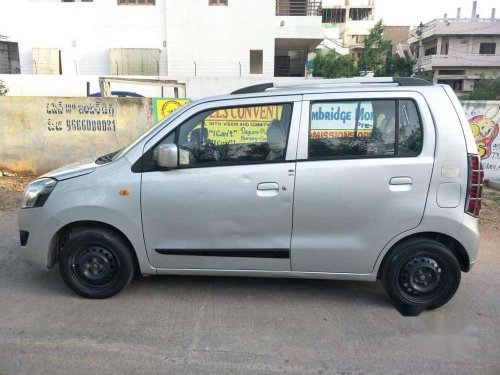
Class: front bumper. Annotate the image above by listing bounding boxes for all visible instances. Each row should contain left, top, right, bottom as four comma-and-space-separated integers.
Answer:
18, 207, 65, 270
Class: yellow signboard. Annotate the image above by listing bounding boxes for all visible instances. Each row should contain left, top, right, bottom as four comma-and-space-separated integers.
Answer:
203, 105, 283, 144
153, 98, 191, 123
153, 98, 283, 144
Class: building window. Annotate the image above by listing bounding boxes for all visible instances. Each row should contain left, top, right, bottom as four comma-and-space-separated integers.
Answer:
32, 48, 62, 75
277, 0, 321, 16
109, 48, 160, 75
0, 41, 20, 74
117, 0, 156, 5
322, 8, 346, 23
441, 41, 450, 55
479, 43, 496, 55
438, 69, 466, 75
209, 0, 228, 5
351, 35, 365, 45
424, 47, 437, 56
250, 50, 263, 74
437, 79, 463, 91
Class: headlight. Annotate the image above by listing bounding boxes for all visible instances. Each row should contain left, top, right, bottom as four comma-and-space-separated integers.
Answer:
22, 178, 57, 208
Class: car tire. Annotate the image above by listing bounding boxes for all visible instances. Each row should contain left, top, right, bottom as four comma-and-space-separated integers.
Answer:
381, 238, 461, 310
59, 228, 135, 299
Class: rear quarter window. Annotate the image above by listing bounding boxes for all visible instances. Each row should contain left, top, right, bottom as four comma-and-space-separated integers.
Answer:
398, 99, 423, 156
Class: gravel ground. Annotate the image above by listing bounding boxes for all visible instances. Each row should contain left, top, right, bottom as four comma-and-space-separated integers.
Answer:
0, 178, 499, 375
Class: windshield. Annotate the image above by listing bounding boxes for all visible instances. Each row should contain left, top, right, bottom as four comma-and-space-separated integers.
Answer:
111, 100, 195, 161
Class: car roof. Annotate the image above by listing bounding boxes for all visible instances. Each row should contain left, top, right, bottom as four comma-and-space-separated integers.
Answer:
195, 77, 440, 105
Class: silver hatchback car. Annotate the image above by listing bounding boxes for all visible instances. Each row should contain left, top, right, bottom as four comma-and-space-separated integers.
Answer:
18, 78, 483, 311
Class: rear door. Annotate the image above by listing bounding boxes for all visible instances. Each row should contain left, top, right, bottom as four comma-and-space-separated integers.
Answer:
291, 91, 435, 274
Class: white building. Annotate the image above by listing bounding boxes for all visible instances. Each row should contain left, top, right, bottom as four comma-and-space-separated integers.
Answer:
1, 0, 166, 76
317, 0, 376, 59
408, 2, 500, 92
0, 0, 324, 79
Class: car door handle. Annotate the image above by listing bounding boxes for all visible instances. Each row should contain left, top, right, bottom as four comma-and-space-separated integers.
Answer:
257, 182, 279, 191
390, 177, 413, 185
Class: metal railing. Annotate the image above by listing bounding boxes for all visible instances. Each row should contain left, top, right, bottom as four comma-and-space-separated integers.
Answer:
410, 17, 500, 37
413, 53, 500, 72
17, 59, 278, 77
276, 0, 322, 16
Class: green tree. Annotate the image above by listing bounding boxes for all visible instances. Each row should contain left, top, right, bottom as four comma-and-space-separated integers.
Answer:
358, 20, 392, 76
462, 76, 500, 100
385, 54, 413, 77
0, 80, 7, 95
312, 50, 358, 78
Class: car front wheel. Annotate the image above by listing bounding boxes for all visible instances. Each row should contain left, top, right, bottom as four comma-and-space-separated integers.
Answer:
59, 228, 135, 299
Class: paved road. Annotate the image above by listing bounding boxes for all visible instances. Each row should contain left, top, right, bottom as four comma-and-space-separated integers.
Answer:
1, 192, 499, 374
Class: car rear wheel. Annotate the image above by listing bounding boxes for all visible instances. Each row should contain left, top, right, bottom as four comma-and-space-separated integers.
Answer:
59, 228, 135, 299
381, 238, 461, 310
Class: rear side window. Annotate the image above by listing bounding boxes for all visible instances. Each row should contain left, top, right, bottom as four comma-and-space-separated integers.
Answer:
308, 99, 422, 159
398, 100, 423, 156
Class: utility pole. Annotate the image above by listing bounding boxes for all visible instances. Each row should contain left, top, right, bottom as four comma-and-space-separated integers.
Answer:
416, 22, 424, 76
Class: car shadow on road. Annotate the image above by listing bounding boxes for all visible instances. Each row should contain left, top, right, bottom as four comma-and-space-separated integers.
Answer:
129, 273, 393, 309
10, 265, 393, 310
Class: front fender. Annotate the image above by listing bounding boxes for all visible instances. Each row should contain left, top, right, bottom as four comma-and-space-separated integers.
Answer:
52, 205, 155, 274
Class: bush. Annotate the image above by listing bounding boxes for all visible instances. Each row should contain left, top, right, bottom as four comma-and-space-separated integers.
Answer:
462, 76, 500, 100
312, 51, 359, 78
0, 80, 8, 96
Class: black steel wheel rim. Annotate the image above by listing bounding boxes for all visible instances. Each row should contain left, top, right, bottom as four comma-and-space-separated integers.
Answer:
70, 245, 119, 289
397, 256, 444, 303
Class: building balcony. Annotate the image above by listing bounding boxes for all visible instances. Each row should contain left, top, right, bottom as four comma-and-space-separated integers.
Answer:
348, 38, 366, 48
275, 0, 322, 16
408, 18, 500, 44
275, 1, 324, 44
274, 2, 324, 78
414, 53, 500, 71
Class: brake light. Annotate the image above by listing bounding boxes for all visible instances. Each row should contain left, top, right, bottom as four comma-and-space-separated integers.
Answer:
465, 154, 484, 217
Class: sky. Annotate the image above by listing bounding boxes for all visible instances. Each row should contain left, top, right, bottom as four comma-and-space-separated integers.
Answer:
372, 0, 499, 27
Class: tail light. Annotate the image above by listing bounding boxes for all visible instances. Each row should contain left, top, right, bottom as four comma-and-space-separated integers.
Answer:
465, 154, 484, 217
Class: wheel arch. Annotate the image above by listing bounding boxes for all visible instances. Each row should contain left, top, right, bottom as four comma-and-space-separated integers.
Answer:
49, 220, 141, 274
377, 232, 471, 279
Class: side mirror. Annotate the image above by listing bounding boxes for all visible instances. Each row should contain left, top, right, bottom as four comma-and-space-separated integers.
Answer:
157, 143, 178, 168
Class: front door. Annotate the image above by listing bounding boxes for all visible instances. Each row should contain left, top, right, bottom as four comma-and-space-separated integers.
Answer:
141, 98, 301, 271
291, 92, 435, 274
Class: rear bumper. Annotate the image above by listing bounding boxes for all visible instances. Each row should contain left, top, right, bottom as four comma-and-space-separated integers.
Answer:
457, 213, 481, 270
17, 208, 65, 270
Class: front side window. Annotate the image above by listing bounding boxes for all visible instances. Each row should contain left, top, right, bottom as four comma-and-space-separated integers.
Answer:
153, 103, 293, 168
309, 99, 422, 159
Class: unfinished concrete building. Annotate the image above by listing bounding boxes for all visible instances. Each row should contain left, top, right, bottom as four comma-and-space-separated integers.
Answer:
319, 0, 376, 59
